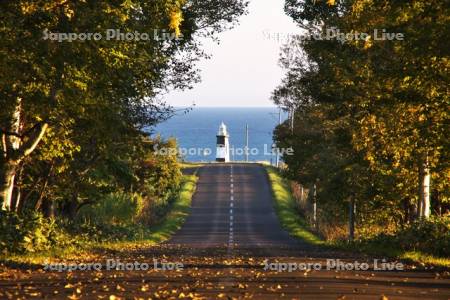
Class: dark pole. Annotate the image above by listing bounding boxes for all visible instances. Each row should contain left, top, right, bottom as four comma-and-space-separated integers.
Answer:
349, 198, 355, 241
313, 183, 317, 229
276, 108, 281, 167
245, 124, 249, 162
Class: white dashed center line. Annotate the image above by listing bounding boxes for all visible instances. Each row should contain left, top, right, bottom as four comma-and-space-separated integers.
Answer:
228, 165, 234, 250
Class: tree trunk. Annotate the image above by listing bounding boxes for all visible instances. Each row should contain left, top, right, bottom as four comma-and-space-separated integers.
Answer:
34, 162, 54, 211
1, 98, 48, 210
1, 98, 22, 209
348, 198, 355, 241
312, 183, 317, 229
1, 161, 18, 210
418, 156, 431, 218
42, 197, 55, 218
11, 164, 24, 212
66, 199, 78, 220
62, 192, 79, 220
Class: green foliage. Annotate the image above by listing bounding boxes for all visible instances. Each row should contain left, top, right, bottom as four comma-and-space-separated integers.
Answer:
1, 173, 198, 256
273, 0, 449, 241
0, 0, 247, 214
0, 211, 73, 254
268, 167, 449, 265
137, 137, 182, 199
347, 216, 450, 258
77, 192, 145, 225
142, 174, 198, 245
392, 217, 449, 256
66, 222, 149, 243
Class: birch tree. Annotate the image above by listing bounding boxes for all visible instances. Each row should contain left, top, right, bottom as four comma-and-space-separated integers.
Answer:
277, 0, 449, 222
0, 0, 248, 211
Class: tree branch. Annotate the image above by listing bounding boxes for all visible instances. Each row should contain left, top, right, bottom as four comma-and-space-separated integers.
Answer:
0, 128, 22, 138
12, 123, 49, 162
1, 133, 6, 158
23, 123, 48, 157
0, 121, 47, 139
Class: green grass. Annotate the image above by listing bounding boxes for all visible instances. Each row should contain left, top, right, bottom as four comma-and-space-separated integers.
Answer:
180, 162, 205, 168
337, 237, 450, 268
143, 174, 198, 243
335, 240, 450, 268
264, 166, 450, 268
101, 174, 198, 250
265, 166, 324, 246
400, 251, 450, 267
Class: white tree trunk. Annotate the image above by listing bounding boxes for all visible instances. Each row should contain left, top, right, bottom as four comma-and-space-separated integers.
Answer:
1, 98, 48, 210
418, 156, 431, 218
3, 174, 15, 210
1, 98, 21, 210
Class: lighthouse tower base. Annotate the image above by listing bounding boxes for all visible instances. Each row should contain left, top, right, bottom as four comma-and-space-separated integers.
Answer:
216, 122, 230, 162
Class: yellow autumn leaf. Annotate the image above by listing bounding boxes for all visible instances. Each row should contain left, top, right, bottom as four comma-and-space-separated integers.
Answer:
140, 285, 149, 292
68, 294, 79, 300
327, 0, 336, 6
364, 35, 373, 49
21, 3, 38, 14
169, 9, 183, 37
64, 7, 75, 19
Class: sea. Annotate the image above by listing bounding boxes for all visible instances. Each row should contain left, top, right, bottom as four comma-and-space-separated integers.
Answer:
152, 107, 288, 162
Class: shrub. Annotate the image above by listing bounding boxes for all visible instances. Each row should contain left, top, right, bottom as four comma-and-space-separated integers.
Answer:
77, 192, 145, 225
0, 211, 73, 254
397, 216, 450, 256
355, 216, 450, 257
66, 221, 147, 242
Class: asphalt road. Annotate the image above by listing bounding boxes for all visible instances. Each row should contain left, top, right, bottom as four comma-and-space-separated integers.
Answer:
168, 163, 298, 248
1, 163, 449, 299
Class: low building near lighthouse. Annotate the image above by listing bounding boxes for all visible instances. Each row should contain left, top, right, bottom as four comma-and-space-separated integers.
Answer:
216, 122, 230, 162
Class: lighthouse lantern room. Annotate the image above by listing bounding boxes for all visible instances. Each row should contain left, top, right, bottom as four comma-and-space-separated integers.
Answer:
216, 122, 230, 162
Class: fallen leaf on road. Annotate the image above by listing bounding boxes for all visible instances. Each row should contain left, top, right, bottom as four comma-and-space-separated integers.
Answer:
141, 284, 149, 292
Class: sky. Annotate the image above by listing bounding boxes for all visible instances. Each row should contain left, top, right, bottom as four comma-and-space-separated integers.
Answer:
164, 0, 300, 107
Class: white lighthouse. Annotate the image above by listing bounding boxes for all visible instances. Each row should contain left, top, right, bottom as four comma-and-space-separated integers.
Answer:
216, 122, 230, 162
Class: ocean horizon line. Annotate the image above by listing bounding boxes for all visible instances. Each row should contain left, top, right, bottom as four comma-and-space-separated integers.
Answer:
170, 105, 278, 109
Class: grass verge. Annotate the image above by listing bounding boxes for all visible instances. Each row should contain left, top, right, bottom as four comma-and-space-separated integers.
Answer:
180, 162, 205, 169
265, 165, 323, 246
264, 165, 450, 268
